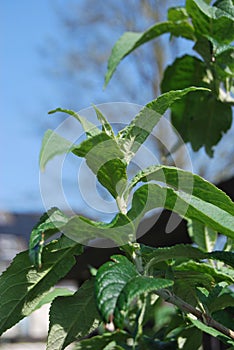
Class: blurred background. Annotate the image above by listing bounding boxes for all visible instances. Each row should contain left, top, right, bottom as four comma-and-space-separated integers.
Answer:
1, 0, 233, 346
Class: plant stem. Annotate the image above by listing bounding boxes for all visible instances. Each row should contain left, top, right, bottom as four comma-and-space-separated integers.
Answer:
132, 243, 144, 274
116, 195, 127, 214
136, 296, 147, 337
156, 289, 234, 340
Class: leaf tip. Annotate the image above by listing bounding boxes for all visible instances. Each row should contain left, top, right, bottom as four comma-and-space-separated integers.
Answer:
48, 107, 63, 115
104, 70, 112, 89
48, 109, 56, 115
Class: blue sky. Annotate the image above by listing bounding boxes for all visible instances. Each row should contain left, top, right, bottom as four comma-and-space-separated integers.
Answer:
1, 1, 63, 212
1, 1, 233, 215
1, 0, 174, 214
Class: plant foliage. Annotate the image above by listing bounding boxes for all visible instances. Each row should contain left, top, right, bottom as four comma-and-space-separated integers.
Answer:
0, 1, 233, 349
105, 0, 234, 156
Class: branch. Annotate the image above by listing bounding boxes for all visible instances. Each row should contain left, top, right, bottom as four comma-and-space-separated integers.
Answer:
156, 289, 234, 341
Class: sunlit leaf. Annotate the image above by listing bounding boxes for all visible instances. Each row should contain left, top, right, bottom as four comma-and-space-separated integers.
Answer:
32, 287, 74, 312
186, 0, 234, 44
188, 317, 234, 346
0, 236, 82, 336
175, 261, 234, 284
117, 87, 209, 162
128, 165, 234, 238
93, 104, 115, 138
105, 21, 194, 86
167, 6, 189, 21
95, 255, 138, 322
142, 244, 234, 277
175, 268, 215, 305
40, 130, 76, 171
97, 158, 128, 199
73, 132, 127, 198
48, 107, 101, 137
141, 244, 206, 266
136, 165, 234, 214
187, 219, 217, 252
62, 212, 134, 246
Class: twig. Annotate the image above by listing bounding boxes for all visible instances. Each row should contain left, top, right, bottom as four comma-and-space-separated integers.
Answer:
156, 289, 234, 340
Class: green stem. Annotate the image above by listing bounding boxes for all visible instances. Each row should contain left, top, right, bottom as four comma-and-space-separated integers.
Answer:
130, 242, 144, 274
116, 195, 127, 214
130, 296, 147, 350
120, 242, 144, 274
136, 296, 147, 337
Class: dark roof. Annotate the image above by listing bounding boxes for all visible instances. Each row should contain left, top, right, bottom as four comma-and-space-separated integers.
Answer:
0, 212, 41, 241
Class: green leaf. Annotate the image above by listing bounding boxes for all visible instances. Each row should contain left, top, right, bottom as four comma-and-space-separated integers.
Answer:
129, 165, 234, 214
62, 212, 134, 246
47, 279, 100, 350
114, 276, 174, 328
188, 317, 234, 346
29, 207, 69, 268
215, 44, 234, 80
167, 7, 189, 22
72, 331, 129, 350
95, 255, 138, 322
160, 309, 185, 339
32, 287, 74, 312
40, 130, 76, 171
92, 104, 115, 138
161, 55, 233, 156
212, 308, 234, 338
177, 326, 202, 350
204, 285, 234, 314
214, 0, 234, 15
72, 132, 127, 198
128, 165, 234, 238
193, 36, 214, 63
146, 87, 209, 116
73, 132, 124, 170
141, 244, 206, 266
194, 37, 234, 79
105, 21, 194, 86
175, 93, 232, 156
40, 107, 102, 171
161, 55, 207, 92
142, 244, 234, 286
41, 108, 128, 198
0, 236, 82, 336
117, 87, 209, 162
128, 168, 234, 238
28, 205, 134, 251
97, 159, 128, 199
187, 219, 217, 252
40, 127, 127, 199
175, 261, 234, 284
48, 107, 101, 138
208, 251, 234, 268
186, 0, 234, 44
174, 270, 214, 305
